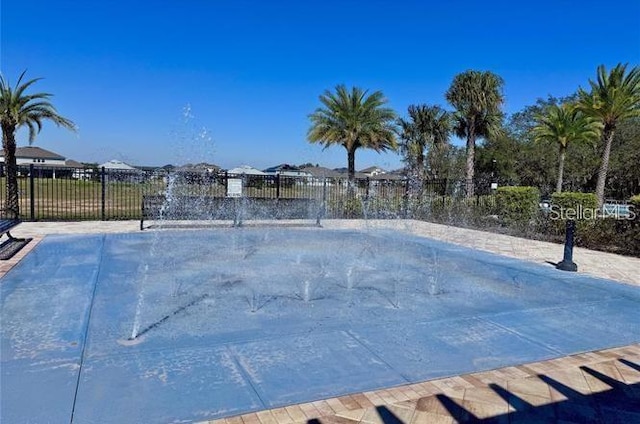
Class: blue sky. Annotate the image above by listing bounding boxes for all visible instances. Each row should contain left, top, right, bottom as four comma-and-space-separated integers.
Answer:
2, 0, 639, 170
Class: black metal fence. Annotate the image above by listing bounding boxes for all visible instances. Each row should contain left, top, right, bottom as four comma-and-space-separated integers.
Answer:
0, 164, 488, 221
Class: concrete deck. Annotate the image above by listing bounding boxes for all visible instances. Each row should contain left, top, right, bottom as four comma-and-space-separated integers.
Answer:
2, 219, 639, 423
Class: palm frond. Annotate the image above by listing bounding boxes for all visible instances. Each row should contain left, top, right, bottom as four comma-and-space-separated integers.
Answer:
1, 71, 76, 139
533, 103, 602, 149
579, 63, 640, 125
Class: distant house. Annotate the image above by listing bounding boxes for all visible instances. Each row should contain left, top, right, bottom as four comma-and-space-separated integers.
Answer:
66, 159, 93, 180
99, 159, 144, 182
227, 165, 267, 176
372, 171, 404, 181
99, 159, 140, 171
295, 166, 341, 186
300, 166, 341, 178
359, 166, 387, 177
356, 166, 404, 181
333, 167, 367, 179
65, 159, 85, 168
0, 146, 85, 178
263, 164, 311, 178
0, 146, 66, 166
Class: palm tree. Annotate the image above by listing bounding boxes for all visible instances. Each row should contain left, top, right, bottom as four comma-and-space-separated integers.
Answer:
445, 70, 504, 197
533, 103, 602, 193
578, 63, 640, 207
397, 104, 451, 185
308, 85, 397, 183
0, 71, 75, 217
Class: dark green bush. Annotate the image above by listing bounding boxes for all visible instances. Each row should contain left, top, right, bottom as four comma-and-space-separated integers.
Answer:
542, 192, 639, 256
496, 186, 540, 228
549, 192, 598, 220
548, 192, 598, 237
630, 194, 640, 216
572, 217, 639, 256
626, 194, 640, 255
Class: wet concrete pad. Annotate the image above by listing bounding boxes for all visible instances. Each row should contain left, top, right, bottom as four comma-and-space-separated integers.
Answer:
349, 317, 561, 381
229, 330, 407, 407
72, 345, 264, 423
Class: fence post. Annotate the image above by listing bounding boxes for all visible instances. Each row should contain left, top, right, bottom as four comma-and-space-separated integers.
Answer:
403, 177, 410, 219
275, 174, 280, 199
319, 177, 327, 224
29, 164, 35, 221
101, 167, 106, 221
365, 177, 370, 200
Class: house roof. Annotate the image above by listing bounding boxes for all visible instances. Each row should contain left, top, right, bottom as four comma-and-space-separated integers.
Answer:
370, 172, 404, 181
227, 165, 267, 175
263, 163, 301, 173
99, 159, 140, 171
300, 166, 341, 178
11, 146, 66, 160
359, 166, 387, 174
65, 159, 86, 168
332, 168, 368, 179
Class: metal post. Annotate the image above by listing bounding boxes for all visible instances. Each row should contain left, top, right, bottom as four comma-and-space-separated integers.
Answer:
556, 219, 578, 271
29, 164, 35, 221
101, 167, 106, 221
233, 198, 239, 227
235, 175, 245, 227
403, 177, 410, 219
317, 177, 327, 227
365, 177, 370, 199
275, 174, 280, 199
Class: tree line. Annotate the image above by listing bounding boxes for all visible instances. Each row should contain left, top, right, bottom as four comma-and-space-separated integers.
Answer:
307, 64, 640, 207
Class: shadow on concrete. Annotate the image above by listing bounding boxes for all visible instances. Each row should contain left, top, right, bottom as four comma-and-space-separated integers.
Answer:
436, 359, 640, 423
307, 358, 640, 423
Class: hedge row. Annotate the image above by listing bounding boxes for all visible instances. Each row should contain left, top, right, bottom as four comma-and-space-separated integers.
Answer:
495, 186, 540, 228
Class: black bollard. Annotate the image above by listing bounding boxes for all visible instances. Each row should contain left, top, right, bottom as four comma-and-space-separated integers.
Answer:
556, 219, 577, 272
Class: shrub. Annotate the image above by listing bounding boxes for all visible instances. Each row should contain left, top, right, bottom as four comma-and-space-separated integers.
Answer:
630, 194, 640, 218
496, 186, 540, 228
548, 192, 598, 240
574, 217, 639, 256
543, 192, 640, 256
626, 194, 640, 255
549, 192, 598, 220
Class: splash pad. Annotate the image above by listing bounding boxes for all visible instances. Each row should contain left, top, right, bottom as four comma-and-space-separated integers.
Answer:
2, 221, 640, 423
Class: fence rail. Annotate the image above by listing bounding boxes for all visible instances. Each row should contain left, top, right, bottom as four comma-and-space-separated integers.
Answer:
0, 164, 487, 221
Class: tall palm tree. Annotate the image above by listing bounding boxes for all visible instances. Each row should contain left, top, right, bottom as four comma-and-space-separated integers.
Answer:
578, 63, 640, 207
445, 70, 504, 197
0, 71, 75, 217
533, 103, 602, 193
308, 85, 397, 182
397, 104, 451, 184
